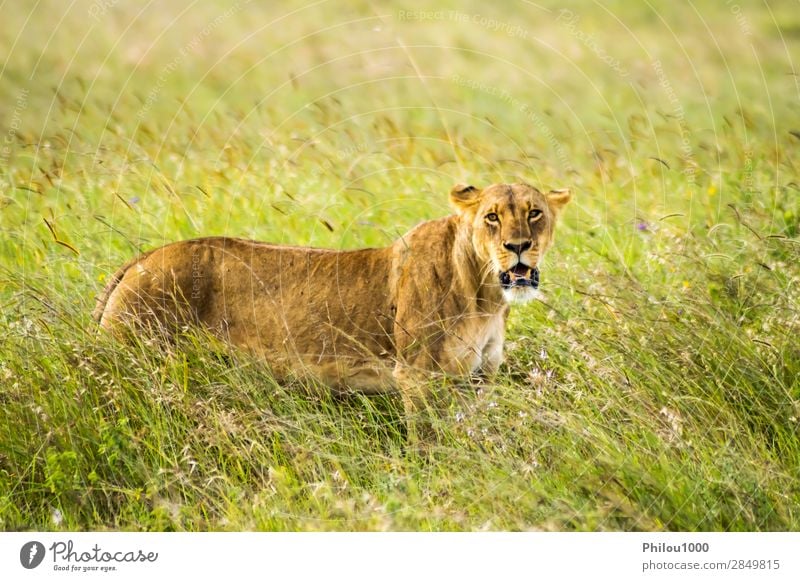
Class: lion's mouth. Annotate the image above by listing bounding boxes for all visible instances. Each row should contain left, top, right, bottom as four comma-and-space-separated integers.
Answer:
500, 263, 539, 289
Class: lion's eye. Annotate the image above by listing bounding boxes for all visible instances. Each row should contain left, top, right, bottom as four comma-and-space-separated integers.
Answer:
529, 209, 543, 221
486, 213, 499, 223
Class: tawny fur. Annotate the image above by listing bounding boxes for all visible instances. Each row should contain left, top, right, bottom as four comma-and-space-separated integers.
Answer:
94, 183, 571, 421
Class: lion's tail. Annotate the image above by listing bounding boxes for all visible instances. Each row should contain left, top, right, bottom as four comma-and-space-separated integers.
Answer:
92, 250, 154, 324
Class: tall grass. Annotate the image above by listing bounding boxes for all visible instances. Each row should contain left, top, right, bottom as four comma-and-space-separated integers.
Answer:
1, 0, 798, 530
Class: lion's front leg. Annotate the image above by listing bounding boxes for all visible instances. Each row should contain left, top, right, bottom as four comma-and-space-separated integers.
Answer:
477, 306, 508, 379
393, 363, 439, 449
393, 362, 460, 452
477, 332, 504, 379
392, 307, 487, 449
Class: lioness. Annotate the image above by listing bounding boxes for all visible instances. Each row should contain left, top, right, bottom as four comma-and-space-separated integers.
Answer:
95, 183, 570, 434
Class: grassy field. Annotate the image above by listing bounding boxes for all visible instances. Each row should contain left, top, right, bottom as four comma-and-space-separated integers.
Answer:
1, 0, 798, 531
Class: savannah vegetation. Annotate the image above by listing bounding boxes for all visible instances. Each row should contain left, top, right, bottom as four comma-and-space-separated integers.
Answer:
0, 0, 798, 530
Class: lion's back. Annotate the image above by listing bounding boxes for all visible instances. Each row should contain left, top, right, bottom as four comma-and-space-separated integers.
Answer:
97, 236, 397, 360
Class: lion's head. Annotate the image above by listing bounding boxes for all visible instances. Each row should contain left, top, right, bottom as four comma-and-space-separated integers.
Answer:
450, 182, 572, 303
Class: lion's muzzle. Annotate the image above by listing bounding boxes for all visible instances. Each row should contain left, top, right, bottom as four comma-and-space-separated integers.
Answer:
500, 264, 539, 289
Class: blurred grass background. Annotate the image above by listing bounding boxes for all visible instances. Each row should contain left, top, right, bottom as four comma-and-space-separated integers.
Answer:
0, 0, 798, 530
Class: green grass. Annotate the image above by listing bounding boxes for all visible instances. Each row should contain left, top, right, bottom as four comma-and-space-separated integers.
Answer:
1, 0, 798, 531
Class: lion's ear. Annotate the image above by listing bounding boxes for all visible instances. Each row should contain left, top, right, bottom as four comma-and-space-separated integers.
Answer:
449, 184, 481, 214
546, 188, 571, 216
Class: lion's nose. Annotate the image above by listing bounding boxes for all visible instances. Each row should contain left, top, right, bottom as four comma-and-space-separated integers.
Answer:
503, 240, 532, 255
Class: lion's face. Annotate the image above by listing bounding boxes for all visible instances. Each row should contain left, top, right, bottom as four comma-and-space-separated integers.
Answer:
450, 183, 571, 303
